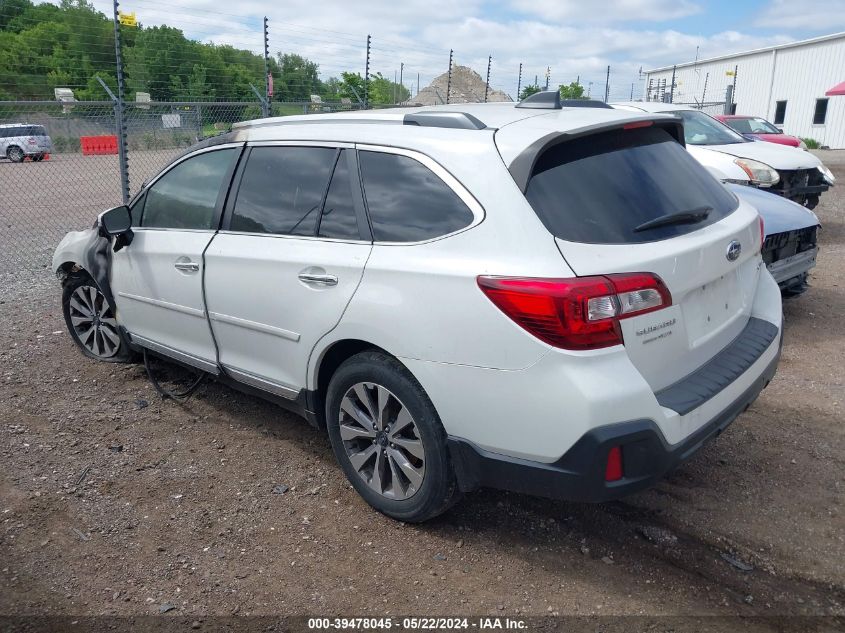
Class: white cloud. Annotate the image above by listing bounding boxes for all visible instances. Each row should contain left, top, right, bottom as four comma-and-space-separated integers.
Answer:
77, 0, 799, 100
507, 0, 702, 22
754, 0, 845, 30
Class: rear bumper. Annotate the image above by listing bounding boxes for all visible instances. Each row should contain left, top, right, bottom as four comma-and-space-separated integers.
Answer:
447, 327, 781, 503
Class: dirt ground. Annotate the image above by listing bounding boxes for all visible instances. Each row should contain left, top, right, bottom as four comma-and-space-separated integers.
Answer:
1, 152, 844, 627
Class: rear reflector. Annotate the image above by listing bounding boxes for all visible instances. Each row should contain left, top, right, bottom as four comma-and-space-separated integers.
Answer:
605, 446, 624, 481
477, 273, 671, 351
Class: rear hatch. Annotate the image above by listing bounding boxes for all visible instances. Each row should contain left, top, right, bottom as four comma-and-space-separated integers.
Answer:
516, 123, 763, 391
26, 125, 51, 151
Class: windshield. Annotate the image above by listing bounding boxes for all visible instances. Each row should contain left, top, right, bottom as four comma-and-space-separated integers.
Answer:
726, 117, 781, 135
664, 110, 747, 146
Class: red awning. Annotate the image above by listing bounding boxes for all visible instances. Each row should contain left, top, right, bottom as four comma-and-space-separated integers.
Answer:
826, 81, 845, 96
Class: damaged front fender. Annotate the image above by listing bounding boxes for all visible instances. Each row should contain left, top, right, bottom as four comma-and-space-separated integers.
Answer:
52, 227, 117, 312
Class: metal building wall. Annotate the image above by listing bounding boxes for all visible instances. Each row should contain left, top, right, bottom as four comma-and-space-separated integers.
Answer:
644, 34, 845, 149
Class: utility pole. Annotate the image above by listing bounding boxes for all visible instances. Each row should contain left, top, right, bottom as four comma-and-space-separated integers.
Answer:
111, 0, 129, 203
604, 65, 610, 103
262, 16, 270, 118
630, 83, 634, 100
446, 49, 453, 104
516, 63, 522, 99
669, 64, 677, 103
484, 55, 492, 102
393, 70, 397, 104
417, 72, 420, 96
364, 35, 371, 109
545, 66, 550, 90
701, 72, 709, 106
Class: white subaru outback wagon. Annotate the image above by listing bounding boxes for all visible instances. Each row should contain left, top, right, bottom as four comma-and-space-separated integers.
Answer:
53, 92, 783, 522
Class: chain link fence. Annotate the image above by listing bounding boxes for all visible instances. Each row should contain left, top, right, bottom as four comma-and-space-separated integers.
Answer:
0, 98, 376, 275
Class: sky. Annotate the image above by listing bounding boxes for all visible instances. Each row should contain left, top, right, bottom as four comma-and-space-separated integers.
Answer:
82, 0, 845, 100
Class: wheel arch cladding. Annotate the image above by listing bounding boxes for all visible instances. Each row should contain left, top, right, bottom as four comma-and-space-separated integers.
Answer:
312, 339, 392, 429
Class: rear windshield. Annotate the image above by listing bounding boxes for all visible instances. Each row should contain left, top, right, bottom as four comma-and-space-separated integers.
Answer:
524, 126, 738, 244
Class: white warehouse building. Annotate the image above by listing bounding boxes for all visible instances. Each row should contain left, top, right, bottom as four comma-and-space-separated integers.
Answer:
644, 32, 845, 149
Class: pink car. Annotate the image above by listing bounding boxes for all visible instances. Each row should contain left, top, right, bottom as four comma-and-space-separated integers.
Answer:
714, 115, 806, 149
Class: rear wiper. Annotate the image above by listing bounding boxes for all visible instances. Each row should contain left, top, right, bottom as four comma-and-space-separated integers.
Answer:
633, 206, 713, 233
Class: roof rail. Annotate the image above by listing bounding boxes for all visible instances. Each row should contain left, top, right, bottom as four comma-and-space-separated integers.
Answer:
516, 90, 561, 109
403, 112, 487, 130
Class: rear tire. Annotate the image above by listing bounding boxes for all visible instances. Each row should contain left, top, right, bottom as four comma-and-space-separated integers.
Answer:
62, 272, 133, 362
7, 146, 24, 163
325, 351, 461, 522
32, 154, 44, 162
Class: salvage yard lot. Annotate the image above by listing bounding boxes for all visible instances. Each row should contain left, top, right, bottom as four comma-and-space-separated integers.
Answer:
0, 152, 843, 622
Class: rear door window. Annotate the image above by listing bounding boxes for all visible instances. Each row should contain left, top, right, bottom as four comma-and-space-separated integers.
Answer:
230, 146, 337, 236
524, 126, 738, 244
359, 151, 474, 242
318, 150, 362, 240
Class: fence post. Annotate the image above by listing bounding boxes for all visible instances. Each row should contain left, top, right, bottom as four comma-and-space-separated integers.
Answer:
516, 63, 522, 100
364, 35, 371, 110
669, 64, 676, 103
484, 55, 492, 102
263, 17, 270, 118
399, 62, 404, 103
446, 49, 453, 105
731, 64, 738, 113
111, 0, 130, 204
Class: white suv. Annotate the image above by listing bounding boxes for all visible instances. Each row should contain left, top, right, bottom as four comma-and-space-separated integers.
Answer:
53, 93, 783, 522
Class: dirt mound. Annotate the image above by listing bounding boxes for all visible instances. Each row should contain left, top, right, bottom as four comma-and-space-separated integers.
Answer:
411, 64, 512, 105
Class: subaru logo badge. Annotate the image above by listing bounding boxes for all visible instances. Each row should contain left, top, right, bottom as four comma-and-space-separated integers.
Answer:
726, 240, 742, 262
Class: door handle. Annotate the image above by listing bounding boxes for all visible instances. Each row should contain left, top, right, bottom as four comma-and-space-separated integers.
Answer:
174, 262, 199, 272
298, 272, 338, 286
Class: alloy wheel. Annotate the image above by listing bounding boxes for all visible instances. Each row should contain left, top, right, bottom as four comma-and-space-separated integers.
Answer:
8, 147, 24, 163
69, 285, 121, 358
338, 382, 426, 500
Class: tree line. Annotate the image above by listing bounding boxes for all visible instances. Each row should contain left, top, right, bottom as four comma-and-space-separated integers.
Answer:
0, 0, 409, 103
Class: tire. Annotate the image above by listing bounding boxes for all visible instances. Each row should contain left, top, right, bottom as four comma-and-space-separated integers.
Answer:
62, 272, 133, 362
7, 146, 24, 163
32, 154, 44, 162
325, 350, 461, 522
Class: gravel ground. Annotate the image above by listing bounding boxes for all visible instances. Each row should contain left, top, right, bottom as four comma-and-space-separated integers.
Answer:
0, 151, 843, 626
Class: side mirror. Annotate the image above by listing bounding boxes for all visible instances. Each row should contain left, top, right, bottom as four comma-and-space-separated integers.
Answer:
100, 205, 132, 236
99, 205, 133, 251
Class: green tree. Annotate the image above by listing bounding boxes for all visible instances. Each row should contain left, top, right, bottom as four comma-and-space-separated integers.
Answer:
519, 84, 541, 100
276, 52, 321, 101
559, 82, 586, 99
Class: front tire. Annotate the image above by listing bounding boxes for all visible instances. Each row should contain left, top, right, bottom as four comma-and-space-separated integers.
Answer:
325, 351, 460, 522
7, 146, 24, 163
62, 272, 132, 362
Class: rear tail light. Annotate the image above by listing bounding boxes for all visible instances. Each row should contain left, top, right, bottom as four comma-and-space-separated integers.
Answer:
605, 446, 624, 481
477, 272, 671, 351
